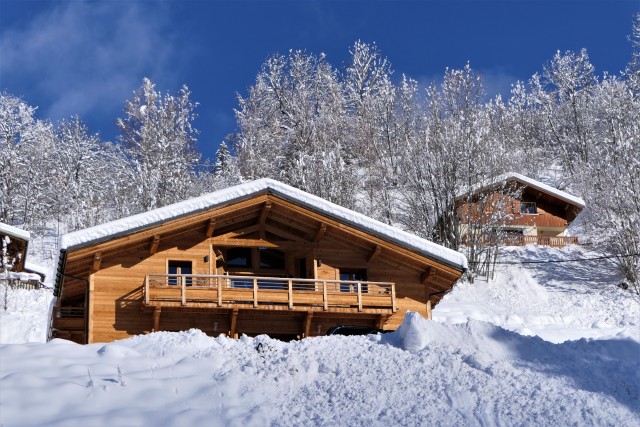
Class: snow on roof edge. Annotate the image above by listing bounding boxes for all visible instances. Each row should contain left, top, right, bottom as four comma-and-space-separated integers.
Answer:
0, 222, 31, 241
59, 179, 467, 271
23, 260, 47, 277
459, 172, 585, 208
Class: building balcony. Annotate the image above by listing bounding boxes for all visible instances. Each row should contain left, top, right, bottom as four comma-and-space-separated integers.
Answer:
479, 234, 579, 247
143, 274, 397, 314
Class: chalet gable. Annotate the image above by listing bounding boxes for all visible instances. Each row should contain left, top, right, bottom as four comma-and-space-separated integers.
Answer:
59, 179, 467, 270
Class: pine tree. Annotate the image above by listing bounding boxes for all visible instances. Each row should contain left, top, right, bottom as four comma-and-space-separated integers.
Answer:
213, 141, 232, 177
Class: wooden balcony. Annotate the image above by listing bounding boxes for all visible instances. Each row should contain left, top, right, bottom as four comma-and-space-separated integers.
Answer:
480, 234, 579, 247
143, 274, 397, 314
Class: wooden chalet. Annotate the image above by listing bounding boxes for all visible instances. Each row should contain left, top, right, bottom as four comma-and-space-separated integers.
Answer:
51, 179, 467, 344
456, 173, 585, 247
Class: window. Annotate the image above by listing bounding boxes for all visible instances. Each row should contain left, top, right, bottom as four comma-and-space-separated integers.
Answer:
259, 248, 285, 269
226, 247, 252, 268
168, 260, 192, 286
340, 270, 368, 293
520, 202, 537, 215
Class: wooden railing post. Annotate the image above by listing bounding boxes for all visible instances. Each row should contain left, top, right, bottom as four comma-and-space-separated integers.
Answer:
391, 284, 396, 313
180, 276, 186, 306
144, 275, 149, 305
357, 282, 362, 312
217, 276, 222, 307
323, 282, 328, 311
253, 278, 258, 308
288, 280, 293, 309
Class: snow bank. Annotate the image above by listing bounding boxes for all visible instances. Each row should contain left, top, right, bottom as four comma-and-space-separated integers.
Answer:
58, 178, 467, 270
1, 314, 638, 426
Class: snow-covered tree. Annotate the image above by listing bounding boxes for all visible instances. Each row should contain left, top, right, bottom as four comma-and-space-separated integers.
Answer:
532, 49, 597, 169
235, 50, 359, 208
0, 93, 56, 230
117, 78, 200, 211
52, 117, 132, 231
626, 13, 640, 93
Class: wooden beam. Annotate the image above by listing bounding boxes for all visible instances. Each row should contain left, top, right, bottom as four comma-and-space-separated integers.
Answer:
258, 201, 272, 239
368, 245, 382, 264
420, 267, 436, 285
92, 252, 102, 271
150, 235, 160, 255
87, 271, 95, 344
208, 240, 214, 275
312, 249, 318, 279
153, 307, 162, 332
214, 224, 260, 240
426, 300, 433, 320
229, 309, 239, 339
206, 218, 216, 238
376, 314, 387, 330
314, 223, 327, 243
304, 311, 314, 338
211, 238, 317, 250
265, 224, 307, 242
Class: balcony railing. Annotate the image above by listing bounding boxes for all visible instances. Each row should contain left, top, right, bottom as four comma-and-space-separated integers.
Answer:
144, 274, 396, 313
478, 234, 579, 247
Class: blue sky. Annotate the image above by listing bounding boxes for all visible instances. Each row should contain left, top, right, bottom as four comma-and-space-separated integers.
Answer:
1, 0, 638, 160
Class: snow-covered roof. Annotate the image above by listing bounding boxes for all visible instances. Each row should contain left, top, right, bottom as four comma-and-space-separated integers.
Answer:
24, 261, 47, 278
0, 222, 31, 241
0, 271, 42, 282
59, 178, 467, 271
459, 173, 585, 208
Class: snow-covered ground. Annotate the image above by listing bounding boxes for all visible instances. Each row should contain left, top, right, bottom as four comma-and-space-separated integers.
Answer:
0, 286, 53, 344
436, 245, 640, 343
1, 244, 638, 426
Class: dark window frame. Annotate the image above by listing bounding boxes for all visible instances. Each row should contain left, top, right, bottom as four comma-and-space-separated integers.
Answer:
167, 260, 193, 286
339, 269, 368, 293
259, 248, 285, 270
520, 202, 537, 215
226, 247, 253, 268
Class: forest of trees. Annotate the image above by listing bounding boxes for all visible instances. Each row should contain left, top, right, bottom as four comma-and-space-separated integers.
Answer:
1, 14, 638, 287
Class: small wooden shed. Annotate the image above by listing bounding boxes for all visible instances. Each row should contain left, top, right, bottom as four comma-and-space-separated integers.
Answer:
51, 179, 467, 343
0, 222, 45, 285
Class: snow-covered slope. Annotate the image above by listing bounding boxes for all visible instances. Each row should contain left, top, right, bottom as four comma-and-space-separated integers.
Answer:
435, 245, 639, 343
0, 314, 638, 426
1, 244, 638, 426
